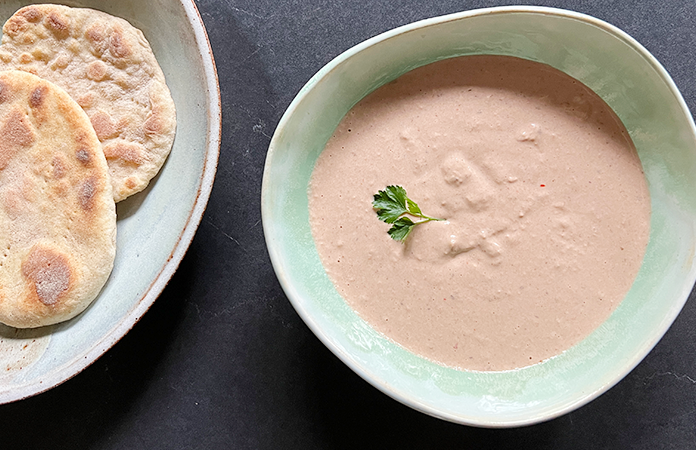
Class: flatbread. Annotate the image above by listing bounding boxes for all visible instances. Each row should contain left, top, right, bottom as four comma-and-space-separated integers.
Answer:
0, 70, 116, 328
0, 4, 176, 202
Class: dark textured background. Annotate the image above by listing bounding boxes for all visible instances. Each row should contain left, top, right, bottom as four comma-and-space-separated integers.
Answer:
2, 0, 696, 448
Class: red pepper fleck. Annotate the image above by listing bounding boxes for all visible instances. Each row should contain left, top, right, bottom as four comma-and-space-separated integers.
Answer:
540, 184, 545, 187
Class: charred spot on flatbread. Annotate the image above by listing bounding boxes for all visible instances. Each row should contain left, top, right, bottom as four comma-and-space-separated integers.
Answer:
29, 85, 46, 108
103, 141, 145, 165
0, 80, 9, 103
45, 12, 70, 39
0, 108, 35, 170
20, 6, 43, 23
77, 176, 97, 211
52, 156, 66, 179
75, 148, 91, 166
21, 246, 73, 306
109, 27, 131, 59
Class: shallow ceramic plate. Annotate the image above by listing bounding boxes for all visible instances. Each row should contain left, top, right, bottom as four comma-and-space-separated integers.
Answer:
262, 6, 696, 426
0, 0, 220, 404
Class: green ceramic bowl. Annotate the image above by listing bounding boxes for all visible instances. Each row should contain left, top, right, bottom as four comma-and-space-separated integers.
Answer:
262, 6, 696, 426
0, 0, 220, 404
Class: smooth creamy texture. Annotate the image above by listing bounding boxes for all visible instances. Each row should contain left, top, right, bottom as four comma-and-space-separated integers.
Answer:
308, 55, 651, 371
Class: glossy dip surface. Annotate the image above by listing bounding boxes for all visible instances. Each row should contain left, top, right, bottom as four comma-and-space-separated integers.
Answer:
309, 55, 651, 371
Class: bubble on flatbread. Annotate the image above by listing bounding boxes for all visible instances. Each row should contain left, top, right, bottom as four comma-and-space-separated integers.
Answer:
89, 110, 118, 140
103, 141, 145, 165
86, 60, 107, 80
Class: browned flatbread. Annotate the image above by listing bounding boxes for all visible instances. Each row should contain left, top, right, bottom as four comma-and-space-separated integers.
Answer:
0, 4, 176, 202
0, 70, 116, 328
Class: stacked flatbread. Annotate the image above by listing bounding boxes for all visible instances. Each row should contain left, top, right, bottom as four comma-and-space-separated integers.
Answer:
0, 4, 176, 202
0, 5, 176, 328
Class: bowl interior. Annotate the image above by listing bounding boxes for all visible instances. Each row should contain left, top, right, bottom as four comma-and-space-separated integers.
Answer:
0, 0, 218, 403
263, 7, 696, 426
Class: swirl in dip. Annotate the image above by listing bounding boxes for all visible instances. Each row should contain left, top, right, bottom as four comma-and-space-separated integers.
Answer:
308, 55, 651, 371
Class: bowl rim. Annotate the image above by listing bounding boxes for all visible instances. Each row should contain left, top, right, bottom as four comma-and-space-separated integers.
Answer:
262, 5, 696, 427
2, 0, 221, 405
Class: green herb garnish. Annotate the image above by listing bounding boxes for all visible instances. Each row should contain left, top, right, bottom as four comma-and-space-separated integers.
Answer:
372, 185, 444, 242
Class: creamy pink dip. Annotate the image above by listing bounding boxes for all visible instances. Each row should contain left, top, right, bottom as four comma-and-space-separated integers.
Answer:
308, 55, 651, 371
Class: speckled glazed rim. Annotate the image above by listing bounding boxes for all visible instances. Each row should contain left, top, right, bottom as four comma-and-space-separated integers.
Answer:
262, 6, 696, 427
0, 0, 220, 404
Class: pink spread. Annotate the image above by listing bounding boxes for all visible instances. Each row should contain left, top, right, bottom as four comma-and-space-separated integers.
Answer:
308, 55, 651, 371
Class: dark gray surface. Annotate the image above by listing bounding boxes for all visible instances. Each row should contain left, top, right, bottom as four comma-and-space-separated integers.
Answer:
2, 0, 696, 448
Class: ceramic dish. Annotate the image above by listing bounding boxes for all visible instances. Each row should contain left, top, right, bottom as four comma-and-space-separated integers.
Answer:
262, 6, 696, 426
0, 0, 220, 404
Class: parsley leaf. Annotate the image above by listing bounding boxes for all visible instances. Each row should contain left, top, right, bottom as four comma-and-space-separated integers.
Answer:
387, 217, 416, 241
372, 185, 443, 242
372, 185, 408, 223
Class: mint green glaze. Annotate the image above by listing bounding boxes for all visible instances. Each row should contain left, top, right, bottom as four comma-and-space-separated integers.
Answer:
262, 7, 696, 426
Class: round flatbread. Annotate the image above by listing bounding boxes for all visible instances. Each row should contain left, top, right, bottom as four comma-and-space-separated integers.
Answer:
0, 4, 176, 202
0, 70, 116, 328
